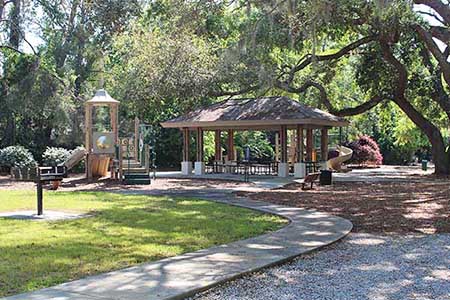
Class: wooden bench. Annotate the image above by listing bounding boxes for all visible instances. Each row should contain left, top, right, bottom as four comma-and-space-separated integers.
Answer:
295, 172, 321, 190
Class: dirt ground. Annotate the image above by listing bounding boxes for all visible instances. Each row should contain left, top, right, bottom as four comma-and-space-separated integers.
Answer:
2, 174, 449, 234
0, 174, 253, 192
237, 181, 450, 234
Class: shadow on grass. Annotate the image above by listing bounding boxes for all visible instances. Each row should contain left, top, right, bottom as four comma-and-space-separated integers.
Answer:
0, 192, 285, 297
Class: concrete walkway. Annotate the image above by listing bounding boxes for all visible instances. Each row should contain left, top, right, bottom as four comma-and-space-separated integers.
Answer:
4, 192, 352, 300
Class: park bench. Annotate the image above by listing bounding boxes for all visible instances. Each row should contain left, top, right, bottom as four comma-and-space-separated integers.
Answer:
295, 172, 321, 190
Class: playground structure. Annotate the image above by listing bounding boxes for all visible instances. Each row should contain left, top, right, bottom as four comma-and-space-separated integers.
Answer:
327, 145, 353, 171
84, 89, 155, 184
84, 89, 119, 179
283, 133, 352, 173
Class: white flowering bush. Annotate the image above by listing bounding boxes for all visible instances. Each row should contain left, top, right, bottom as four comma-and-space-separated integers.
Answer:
42, 147, 72, 166
0, 146, 36, 169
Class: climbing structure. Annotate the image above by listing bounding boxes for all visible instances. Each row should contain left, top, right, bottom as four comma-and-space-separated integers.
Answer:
84, 89, 154, 184
85, 89, 119, 179
119, 121, 153, 185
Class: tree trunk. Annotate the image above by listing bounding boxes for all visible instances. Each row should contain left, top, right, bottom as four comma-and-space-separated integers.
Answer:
9, 0, 21, 49
5, 114, 15, 145
380, 40, 450, 174
430, 136, 450, 175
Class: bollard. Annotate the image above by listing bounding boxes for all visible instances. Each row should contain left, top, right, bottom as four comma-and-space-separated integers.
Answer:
37, 180, 43, 215
421, 159, 428, 171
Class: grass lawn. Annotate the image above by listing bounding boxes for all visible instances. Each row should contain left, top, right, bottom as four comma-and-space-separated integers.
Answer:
0, 190, 287, 297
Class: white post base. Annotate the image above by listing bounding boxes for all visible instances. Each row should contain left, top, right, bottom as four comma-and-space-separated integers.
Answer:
278, 162, 289, 177
195, 161, 205, 176
181, 161, 193, 175
320, 161, 328, 170
294, 162, 306, 178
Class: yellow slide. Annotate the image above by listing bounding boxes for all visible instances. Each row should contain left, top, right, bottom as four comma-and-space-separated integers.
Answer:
61, 148, 86, 171
327, 145, 353, 171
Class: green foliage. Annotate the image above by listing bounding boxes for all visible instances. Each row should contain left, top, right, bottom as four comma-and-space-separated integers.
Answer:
0, 51, 73, 160
234, 131, 274, 162
41, 147, 72, 166
107, 25, 220, 166
0, 146, 36, 169
1, 0, 448, 168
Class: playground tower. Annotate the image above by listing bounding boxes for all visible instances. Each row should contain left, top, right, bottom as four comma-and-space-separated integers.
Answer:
85, 89, 119, 179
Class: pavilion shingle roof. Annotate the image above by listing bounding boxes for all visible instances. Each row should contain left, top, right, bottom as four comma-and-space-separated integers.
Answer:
161, 96, 349, 129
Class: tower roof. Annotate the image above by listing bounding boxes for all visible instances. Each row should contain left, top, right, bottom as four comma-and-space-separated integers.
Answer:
86, 89, 120, 105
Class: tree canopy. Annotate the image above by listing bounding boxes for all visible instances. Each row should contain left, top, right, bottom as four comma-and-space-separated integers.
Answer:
1, 0, 450, 173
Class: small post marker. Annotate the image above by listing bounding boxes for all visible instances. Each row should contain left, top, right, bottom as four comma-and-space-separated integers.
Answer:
36, 168, 43, 215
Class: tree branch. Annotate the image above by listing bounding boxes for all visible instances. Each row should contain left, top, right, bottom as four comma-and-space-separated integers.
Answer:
417, 10, 445, 24
276, 80, 385, 117
0, 44, 24, 54
414, 0, 450, 25
414, 24, 450, 88
380, 40, 443, 142
430, 25, 450, 43
210, 85, 259, 97
286, 35, 377, 84
419, 44, 450, 118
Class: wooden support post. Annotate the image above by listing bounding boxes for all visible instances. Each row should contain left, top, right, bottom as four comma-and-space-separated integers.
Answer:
144, 144, 150, 173
306, 128, 313, 161
296, 125, 304, 163
196, 127, 204, 162
134, 116, 139, 159
85, 104, 92, 153
87, 154, 93, 179
321, 128, 329, 161
110, 105, 119, 144
275, 132, 280, 161
118, 146, 123, 181
214, 130, 221, 161
182, 128, 190, 162
227, 130, 234, 161
280, 125, 288, 163
85, 104, 92, 179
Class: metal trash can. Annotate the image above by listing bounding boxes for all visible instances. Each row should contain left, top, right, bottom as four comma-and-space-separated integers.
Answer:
320, 170, 332, 185
421, 160, 428, 171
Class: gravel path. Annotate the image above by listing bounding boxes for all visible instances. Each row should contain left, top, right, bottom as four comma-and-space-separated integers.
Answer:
190, 233, 450, 300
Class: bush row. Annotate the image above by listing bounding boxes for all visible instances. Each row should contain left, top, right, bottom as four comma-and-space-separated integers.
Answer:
0, 146, 84, 170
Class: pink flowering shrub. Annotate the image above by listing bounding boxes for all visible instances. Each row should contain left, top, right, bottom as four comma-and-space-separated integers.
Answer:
345, 135, 383, 165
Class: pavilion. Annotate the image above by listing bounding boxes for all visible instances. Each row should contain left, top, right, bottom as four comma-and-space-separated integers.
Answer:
160, 96, 349, 178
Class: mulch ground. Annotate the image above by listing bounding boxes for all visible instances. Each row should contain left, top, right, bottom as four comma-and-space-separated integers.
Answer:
236, 181, 450, 234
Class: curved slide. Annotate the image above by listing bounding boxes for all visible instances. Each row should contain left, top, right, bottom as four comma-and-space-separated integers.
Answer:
61, 148, 86, 171
327, 145, 353, 171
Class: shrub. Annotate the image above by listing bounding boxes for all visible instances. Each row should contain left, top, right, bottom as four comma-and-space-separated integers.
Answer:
345, 135, 383, 165
42, 147, 72, 166
0, 146, 36, 169
42, 146, 86, 173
